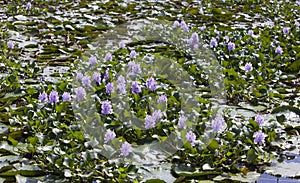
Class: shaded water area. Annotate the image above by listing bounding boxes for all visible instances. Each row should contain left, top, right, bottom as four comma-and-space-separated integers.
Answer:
0, 0, 299, 182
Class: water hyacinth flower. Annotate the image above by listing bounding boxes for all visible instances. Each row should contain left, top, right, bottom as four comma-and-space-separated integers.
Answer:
144, 110, 163, 130
186, 130, 196, 147
224, 36, 229, 43
210, 38, 217, 47
146, 77, 157, 91
295, 21, 299, 28
200, 25, 206, 31
157, 95, 167, 103
228, 42, 235, 52
145, 115, 155, 130
212, 113, 225, 133
117, 75, 126, 94
104, 129, 116, 143
244, 62, 253, 73
297, 1, 300, 6
120, 141, 133, 157
104, 70, 109, 80
254, 131, 267, 146
173, 20, 180, 28
275, 46, 283, 55
255, 114, 264, 126
76, 72, 84, 80
26, 2, 31, 9
128, 61, 141, 74
75, 87, 86, 101
178, 115, 186, 129
92, 72, 101, 83
248, 30, 254, 36
7, 40, 14, 49
131, 63, 141, 73
81, 76, 91, 87
104, 53, 112, 61
119, 41, 126, 48
49, 90, 59, 104
152, 110, 163, 121
180, 20, 189, 32
188, 32, 199, 47
89, 55, 97, 66
283, 27, 289, 34
130, 50, 137, 58
215, 30, 220, 39
131, 81, 141, 94
106, 82, 114, 94
101, 100, 112, 115
62, 92, 71, 102
39, 92, 48, 103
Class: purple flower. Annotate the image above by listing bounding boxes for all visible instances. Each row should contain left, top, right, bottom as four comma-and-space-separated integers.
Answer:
296, 1, 300, 6
283, 27, 289, 34
130, 50, 137, 58
104, 70, 109, 80
254, 131, 267, 146
49, 90, 59, 104
7, 40, 14, 49
255, 114, 264, 126
120, 141, 133, 157
193, 44, 199, 50
228, 42, 235, 52
212, 113, 225, 133
104, 53, 112, 61
106, 82, 114, 94
215, 30, 220, 39
145, 115, 155, 130
26, 2, 31, 9
101, 100, 112, 115
245, 62, 253, 73
117, 76, 126, 94
173, 20, 180, 28
275, 46, 283, 55
128, 61, 141, 74
180, 20, 189, 32
62, 92, 71, 102
224, 36, 229, 43
131, 81, 141, 94
75, 87, 86, 101
188, 32, 199, 46
210, 38, 217, 47
152, 110, 163, 121
81, 76, 91, 87
119, 41, 126, 48
92, 72, 101, 83
248, 30, 254, 36
39, 92, 48, 103
157, 95, 167, 103
200, 25, 206, 31
76, 72, 84, 80
146, 77, 157, 91
178, 115, 186, 129
104, 129, 116, 143
89, 55, 97, 66
186, 130, 196, 147
295, 21, 299, 28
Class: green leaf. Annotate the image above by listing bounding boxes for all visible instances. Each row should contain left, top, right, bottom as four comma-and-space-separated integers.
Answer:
7, 136, 18, 146
208, 140, 219, 151
247, 149, 257, 163
145, 179, 167, 183
28, 136, 38, 145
